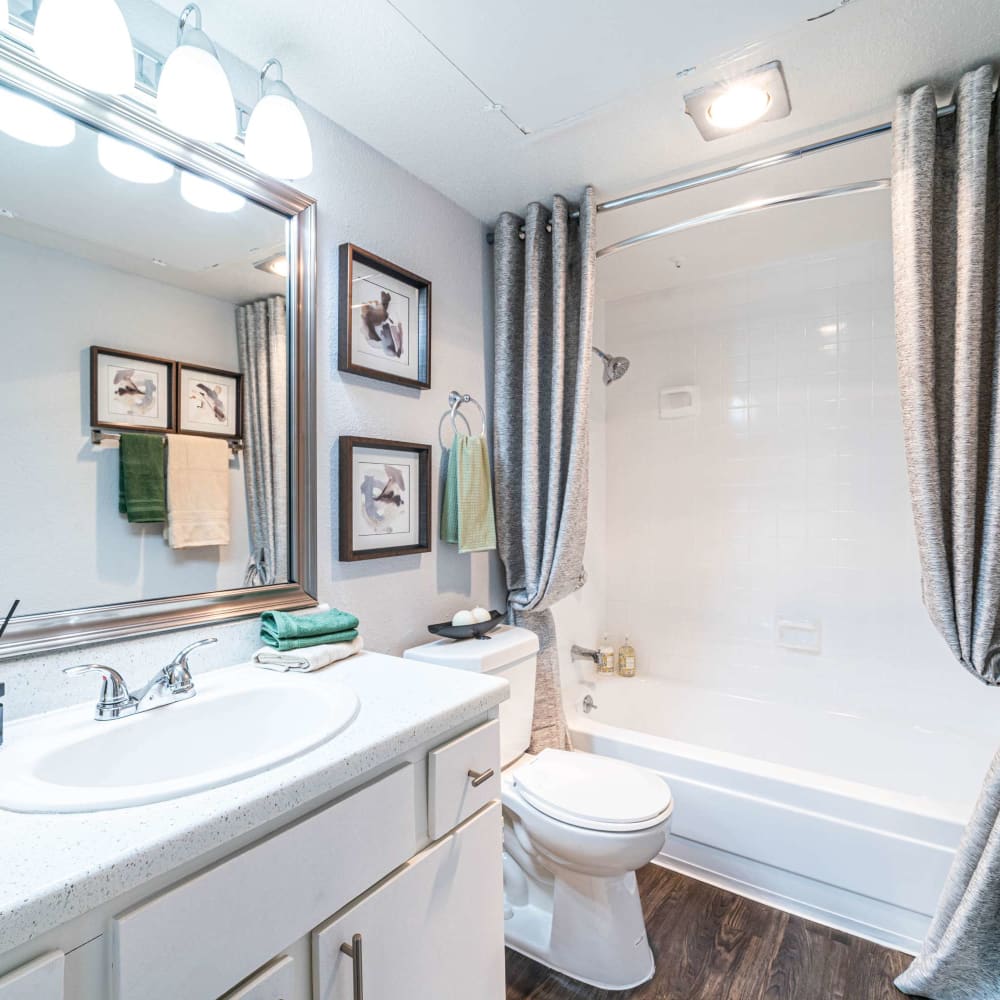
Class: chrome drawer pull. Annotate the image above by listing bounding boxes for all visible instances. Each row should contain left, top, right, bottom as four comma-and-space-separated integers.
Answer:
340, 933, 363, 1000
467, 767, 495, 788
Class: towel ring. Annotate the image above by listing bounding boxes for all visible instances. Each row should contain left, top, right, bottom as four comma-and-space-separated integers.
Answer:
439, 407, 471, 450
448, 390, 486, 438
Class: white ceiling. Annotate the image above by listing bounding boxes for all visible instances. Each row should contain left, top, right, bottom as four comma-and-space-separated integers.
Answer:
0, 113, 286, 302
180, 0, 1000, 231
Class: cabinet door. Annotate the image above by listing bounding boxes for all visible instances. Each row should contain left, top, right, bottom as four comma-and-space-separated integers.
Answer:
0, 952, 64, 1000
313, 803, 504, 1000
220, 955, 295, 1000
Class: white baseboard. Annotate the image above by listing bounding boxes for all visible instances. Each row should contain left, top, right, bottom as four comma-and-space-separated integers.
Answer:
655, 835, 927, 956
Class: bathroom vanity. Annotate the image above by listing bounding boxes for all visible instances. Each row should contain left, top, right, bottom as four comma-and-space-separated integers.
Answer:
0, 653, 508, 999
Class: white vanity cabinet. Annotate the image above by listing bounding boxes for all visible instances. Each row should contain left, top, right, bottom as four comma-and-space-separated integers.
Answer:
0, 952, 64, 1000
314, 803, 504, 1000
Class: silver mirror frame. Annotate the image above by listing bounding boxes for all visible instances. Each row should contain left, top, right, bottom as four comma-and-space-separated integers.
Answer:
0, 35, 318, 660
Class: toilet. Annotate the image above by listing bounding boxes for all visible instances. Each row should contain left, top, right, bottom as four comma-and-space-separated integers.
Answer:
404, 626, 673, 991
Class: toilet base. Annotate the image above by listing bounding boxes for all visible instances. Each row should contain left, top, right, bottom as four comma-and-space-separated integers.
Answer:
503, 868, 657, 991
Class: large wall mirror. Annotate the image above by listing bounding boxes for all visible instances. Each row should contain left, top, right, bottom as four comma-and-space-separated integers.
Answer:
0, 38, 316, 659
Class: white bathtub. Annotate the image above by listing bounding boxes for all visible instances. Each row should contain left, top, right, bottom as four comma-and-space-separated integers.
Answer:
568, 674, 997, 953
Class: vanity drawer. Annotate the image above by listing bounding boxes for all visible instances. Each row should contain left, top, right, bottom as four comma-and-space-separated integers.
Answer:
427, 719, 501, 839
220, 955, 294, 1000
112, 764, 417, 1000
0, 952, 64, 1000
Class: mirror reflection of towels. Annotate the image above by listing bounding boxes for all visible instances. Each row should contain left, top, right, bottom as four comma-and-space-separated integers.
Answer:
165, 435, 230, 548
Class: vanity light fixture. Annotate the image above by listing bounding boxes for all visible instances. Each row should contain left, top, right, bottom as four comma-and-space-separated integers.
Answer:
179, 171, 245, 213
0, 86, 76, 147
157, 4, 235, 143
253, 252, 289, 277
32, 0, 135, 95
684, 61, 791, 142
244, 59, 313, 180
97, 133, 174, 184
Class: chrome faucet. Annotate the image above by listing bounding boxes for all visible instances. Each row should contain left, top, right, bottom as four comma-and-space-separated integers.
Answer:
571, 644, 601, 664
63, 637, 218, 721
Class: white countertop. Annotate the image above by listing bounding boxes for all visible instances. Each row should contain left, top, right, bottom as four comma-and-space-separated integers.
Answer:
0, 651, 508, 955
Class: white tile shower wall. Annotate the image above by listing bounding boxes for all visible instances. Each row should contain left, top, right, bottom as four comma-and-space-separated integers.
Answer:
603, 241, 997, 734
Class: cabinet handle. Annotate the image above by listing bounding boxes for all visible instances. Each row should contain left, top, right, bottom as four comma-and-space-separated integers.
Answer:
340, 933, 363, 1000
467, 767, 495, 788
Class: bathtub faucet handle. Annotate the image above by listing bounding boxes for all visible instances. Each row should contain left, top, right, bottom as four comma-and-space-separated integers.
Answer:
583, 694, 598, 713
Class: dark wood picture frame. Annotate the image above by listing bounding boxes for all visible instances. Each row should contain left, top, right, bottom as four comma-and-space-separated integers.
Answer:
174, 362, 244, 440
339, 436, 432, 561
89, 345, 175, 433
338, 243, 431, 390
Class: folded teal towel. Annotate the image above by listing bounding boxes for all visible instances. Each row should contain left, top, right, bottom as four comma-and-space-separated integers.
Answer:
260, 608, 360, 650
263, 629, 359, 652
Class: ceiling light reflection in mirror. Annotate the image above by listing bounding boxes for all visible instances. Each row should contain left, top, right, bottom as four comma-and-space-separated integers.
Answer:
97, 134, 174, 184
180, 172, 246, 213
0, 87, 76, 147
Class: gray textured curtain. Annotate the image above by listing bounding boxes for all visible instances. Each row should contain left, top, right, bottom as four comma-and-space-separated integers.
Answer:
236, 295, 288, 587
893, 66, 1000, 999
493, 188, 596, 753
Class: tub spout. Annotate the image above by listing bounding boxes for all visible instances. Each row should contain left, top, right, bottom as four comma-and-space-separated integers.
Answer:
571, 644, 601, 664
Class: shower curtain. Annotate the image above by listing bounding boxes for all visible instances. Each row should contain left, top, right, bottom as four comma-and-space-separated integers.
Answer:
493, 187, 596, 753
236, 295, 288, 587
893, 65, 1000, 1000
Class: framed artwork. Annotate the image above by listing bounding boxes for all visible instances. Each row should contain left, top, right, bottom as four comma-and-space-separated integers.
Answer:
90, 346, 174, 432
339, 436, 431, 561
175, 363, 243, 439
338, 243, 431, 390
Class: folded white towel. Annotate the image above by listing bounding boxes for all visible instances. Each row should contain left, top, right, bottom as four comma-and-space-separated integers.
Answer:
253, 635, 365, 672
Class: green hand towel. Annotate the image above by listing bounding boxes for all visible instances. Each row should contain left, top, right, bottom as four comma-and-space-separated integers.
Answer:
455, 433, 497, 554
440, 446, 459, 544
260, 608, 360, 648
262, 629, 360, 652
118, 433, 165, 523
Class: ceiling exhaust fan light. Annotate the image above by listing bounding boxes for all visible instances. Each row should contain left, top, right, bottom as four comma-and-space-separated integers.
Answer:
0, 86, 76, 147
97, 133, 174, 184
706, 86, 771, 130
180, 171, 245, 213
33, 0, 135, 94
245, 62, 313, 180
157, 7, 235, 143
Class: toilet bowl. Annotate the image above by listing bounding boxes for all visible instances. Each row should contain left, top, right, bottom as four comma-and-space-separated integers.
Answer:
501, 749, 672, 990
403, 627, 674, 991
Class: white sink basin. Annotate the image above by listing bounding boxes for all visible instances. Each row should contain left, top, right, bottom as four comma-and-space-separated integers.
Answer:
0, 665, 360, 813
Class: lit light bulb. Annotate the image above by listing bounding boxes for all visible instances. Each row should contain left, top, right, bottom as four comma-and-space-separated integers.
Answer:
706, 86, 771, 130
33, 0, 134, 95
245, 61, 312, 180
97, 133, 174, 184
157, 5, 235, 143
180, 172, 245, 213
0, 87, 76, 147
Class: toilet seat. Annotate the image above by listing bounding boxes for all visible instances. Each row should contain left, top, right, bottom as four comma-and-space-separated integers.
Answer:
512, 749, 673, 833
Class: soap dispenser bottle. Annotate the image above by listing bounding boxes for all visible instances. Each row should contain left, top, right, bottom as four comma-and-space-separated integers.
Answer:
617, 636, 637, 677
597, 633, 616, 674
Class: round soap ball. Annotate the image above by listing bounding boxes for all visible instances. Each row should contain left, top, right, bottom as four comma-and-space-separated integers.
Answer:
470, 607, 491, 623
451, 609, 476, 627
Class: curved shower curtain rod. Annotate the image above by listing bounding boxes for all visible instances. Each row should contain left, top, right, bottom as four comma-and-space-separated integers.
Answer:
595, 178, 890, 259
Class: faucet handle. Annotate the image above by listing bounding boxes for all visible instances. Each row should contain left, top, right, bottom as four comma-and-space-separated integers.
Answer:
63, 664, 133, 717
165, 637, 218, 691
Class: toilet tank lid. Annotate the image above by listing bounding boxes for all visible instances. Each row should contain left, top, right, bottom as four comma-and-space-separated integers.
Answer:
403, 624, 539, 673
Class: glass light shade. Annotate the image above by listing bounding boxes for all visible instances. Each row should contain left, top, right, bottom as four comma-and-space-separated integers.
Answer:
706, 86, 771, 130
157, 31, 235, 143
180, 172, 245, 213
33, 0, 134, 94
97, 133, 174, 184
245, 83, 313, 180
0, 87, 76, 147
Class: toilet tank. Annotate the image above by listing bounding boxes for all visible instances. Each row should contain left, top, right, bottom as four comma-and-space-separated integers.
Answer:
404, 625, 539, 766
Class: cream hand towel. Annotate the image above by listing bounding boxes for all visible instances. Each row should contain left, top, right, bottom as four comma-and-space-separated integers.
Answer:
455, 433, 497, 553
165, 435, 231, 548
253, 635, 365, 672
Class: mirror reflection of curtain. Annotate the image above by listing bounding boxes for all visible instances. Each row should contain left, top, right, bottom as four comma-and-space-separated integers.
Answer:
236, 296, 288, 586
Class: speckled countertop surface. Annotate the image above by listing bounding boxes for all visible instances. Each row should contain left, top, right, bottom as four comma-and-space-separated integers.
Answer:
0, 652, 508, 955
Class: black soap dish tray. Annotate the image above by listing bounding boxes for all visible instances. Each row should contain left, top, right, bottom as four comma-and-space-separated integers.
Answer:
428, 611, 505, 641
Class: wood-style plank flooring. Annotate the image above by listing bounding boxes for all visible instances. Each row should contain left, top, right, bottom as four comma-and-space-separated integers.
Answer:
505, 865, 911, 1000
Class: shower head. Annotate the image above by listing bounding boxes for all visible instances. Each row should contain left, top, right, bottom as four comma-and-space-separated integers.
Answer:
593, 346, 630, 384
